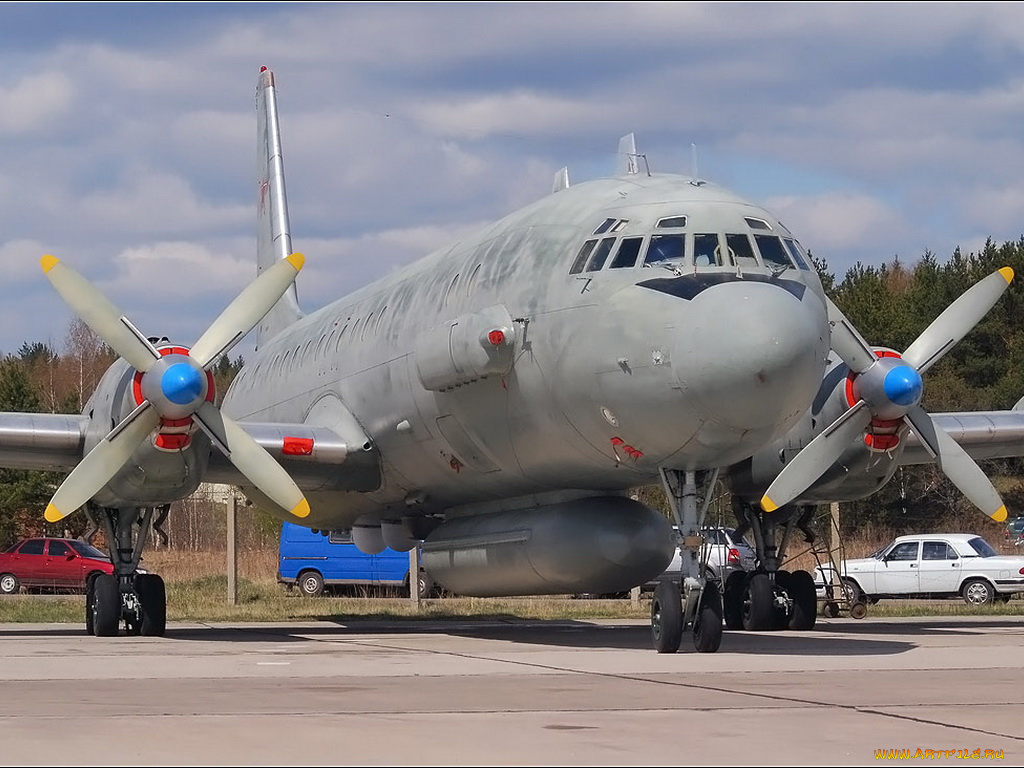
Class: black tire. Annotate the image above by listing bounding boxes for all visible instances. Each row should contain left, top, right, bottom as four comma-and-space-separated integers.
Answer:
742, 572, 775, 631
651, 579, 683, 654
788, 570, 817, 630
85, 575, 96, 635
822, 601, 840, 618
840, 577, 864, 604
136, 573, 166, 637
92, 574, 120, 637
961, 578, 995, 606
723, 571, 745, 630
0, 573, 19, 595
298, 570, 325, 597
415, 570, 433, 599
693, 581, 723, 653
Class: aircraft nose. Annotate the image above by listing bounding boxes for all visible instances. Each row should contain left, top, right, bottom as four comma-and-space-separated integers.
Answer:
673, 281, 828, 432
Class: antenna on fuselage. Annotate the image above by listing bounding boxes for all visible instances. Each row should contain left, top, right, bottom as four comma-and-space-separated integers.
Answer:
690, 143, 706, 187
552, 166, 570, 193
617, 133, 650, 177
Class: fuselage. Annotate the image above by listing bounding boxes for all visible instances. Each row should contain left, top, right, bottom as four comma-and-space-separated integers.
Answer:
223, 172, 831, 529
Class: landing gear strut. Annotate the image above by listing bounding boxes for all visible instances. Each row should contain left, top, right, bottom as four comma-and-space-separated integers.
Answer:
86, 505, 168, 637
649, 469, 723, 653
729, 501, 818, 631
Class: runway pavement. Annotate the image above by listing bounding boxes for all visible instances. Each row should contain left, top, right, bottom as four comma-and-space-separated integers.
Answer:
0, 614, 1021, 766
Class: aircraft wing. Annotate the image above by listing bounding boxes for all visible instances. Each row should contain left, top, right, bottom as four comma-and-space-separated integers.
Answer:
898, 410, 1024, 466
0, 412, 374, 493
0, 413, 88, 471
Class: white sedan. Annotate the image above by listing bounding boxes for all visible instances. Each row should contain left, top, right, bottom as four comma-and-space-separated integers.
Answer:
814, 533, 1024, 607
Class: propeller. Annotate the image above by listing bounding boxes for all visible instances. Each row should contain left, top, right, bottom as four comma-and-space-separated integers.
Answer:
40, 253, 311, 523
761, 267, 1014, 523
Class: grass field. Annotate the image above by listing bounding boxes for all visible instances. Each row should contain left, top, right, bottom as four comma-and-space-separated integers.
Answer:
2, 546, 1023, 625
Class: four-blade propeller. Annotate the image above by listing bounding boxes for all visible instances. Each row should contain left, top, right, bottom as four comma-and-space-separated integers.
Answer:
40, 253, 311, 523
761, 267, 1014, 523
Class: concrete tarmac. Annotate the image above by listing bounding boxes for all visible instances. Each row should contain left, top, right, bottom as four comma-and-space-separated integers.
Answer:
0, 615, 1021, 766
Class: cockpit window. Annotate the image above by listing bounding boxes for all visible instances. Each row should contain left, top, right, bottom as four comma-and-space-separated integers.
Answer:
693, 234, 720, 267
726, 234, 758, 267
585, 237, 617, 271
644, 234, 686, 266
783, 238, 812, 270
593, 218, 617, 235
656, 216, 687, 228
609, 219, 629, 233
569, 239, 597, 274
609, 237, 644, 269
754, 235, 795, 271
745, 217, 772, 231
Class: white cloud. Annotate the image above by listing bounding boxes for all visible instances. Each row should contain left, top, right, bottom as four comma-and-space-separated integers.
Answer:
0, 71, 73, 135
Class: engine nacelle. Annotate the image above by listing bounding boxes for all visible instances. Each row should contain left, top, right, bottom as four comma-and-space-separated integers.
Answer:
727, 353, 906, 505
421, 496, 673, 597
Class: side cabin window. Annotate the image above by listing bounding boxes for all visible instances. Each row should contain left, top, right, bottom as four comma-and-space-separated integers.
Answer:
569, 240, 597, 274
783, 238, 813, 270
656, 215, 687, 228
585, 237, 616, 271
754, 235, 795, 271
609, 237, 644, 269
644, 234, 686, 266
744, 217, 772, 231
693, 234, 720, 266
593, 218, 617, 235
725, 233, 758, 267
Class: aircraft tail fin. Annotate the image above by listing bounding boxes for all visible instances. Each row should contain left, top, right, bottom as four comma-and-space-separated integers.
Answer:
255, 67, 304, 351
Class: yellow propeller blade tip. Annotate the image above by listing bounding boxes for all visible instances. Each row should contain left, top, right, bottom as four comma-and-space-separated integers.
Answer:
40, 254, 60, 273
286, 252, 305, 271
760, 496, 778, 513
999, 266, 1014, 283
43, 504, 63, 523
290, 498, 311, 519
993, 506, 1008, 523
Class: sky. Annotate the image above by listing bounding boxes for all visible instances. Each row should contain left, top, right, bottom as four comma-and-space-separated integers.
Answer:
3, 1, 1024, 358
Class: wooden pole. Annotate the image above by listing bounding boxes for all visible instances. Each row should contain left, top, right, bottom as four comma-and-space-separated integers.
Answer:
227, 492, 238, 605
409, 546, 421, 608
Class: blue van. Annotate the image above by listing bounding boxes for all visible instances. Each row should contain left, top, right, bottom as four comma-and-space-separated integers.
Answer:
277, 522, 434, 598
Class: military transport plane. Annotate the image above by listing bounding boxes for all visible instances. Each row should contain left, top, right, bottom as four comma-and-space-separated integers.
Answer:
3, 67, 1024, 653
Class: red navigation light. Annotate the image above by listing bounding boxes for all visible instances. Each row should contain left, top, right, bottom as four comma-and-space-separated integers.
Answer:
487, 329, 505, 346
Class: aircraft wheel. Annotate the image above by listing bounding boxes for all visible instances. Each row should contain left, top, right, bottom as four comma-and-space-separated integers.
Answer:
742, 572, 775, 631
0, 573, 19, 595
651, 579, 683, 654
85, 576, 96, 635
788, 570, 818, 630
415, 570, 433, 599
91, 574, 121, 637
693, 581, 723, 653
298, 570, 325, 597
136, 574, 166, 636
723, 571, 745, 630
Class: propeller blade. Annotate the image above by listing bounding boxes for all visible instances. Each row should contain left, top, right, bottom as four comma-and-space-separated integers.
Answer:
44, 403, 160, 522
761, 402, 872, 512
902, 267, 1014, 374
825, 295, 877, 374
41, 255, 161, 373
189, 253, 305, 368
904, 405, 1008, 522
194, 402, 309, 518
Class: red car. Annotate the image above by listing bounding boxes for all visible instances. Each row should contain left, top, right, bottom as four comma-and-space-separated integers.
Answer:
0, 537, 114, 594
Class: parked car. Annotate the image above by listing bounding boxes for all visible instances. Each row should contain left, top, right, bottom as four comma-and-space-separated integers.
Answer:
0, 537, 114, 594
648, 526, 757, 587
813, 533, 1024, 606
277, 522, 436, 598
1004, 517, 1024, 546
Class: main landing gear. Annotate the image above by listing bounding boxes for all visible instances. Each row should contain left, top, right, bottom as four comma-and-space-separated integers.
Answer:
650, 469, 724, 653
86, 505, 168, 637
726, 501, 818, 632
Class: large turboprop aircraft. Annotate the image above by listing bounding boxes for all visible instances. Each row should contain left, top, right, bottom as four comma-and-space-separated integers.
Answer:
3, 68, 1023, 652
